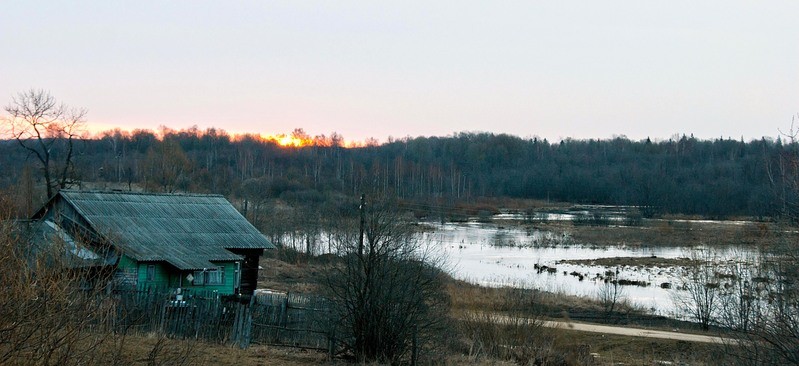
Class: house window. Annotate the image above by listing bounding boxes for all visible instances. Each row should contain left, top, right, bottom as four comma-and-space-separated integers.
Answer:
146, 265, 156, 281
192, 270, 205, 285
207, 266, 224, 285
192, 267, 224, 286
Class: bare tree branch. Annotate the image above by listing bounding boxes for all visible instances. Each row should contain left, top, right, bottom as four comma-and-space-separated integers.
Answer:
3, 90, 86, 197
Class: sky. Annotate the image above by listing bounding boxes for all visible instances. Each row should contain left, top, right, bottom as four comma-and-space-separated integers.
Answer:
1, 1, 798, 143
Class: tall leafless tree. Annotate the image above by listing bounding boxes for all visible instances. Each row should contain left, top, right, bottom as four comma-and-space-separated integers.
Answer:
598, 279, 628, 320
3, 90, 86, 198
142, 139, 191, 193
673, 250, 720, 331
325, 196, 450, 364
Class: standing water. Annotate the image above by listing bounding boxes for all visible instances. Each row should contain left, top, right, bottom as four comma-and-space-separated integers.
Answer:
422, 220, 754, 317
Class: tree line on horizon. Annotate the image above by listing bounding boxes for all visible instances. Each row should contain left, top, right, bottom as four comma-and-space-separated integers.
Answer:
1, 124, 795, 220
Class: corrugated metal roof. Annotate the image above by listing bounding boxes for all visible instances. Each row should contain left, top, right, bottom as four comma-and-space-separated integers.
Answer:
21, 220, 113, 268
57, 190, 275, 270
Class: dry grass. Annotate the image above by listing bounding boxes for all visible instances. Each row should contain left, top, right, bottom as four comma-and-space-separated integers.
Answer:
447, 279, 604, 317
257, 257, 325, 293
554, 329, 731, 366
113, 336, 329, 366
0, 316, 738, 366
5, 332, 329, 366
535, 219, 787, 248
442, 277, 741, 365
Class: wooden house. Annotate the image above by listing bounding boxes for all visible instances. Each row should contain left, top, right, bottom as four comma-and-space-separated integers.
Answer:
31, 190, 275, 295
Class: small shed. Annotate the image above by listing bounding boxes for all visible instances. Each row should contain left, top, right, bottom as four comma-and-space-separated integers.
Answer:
32, 190, 276, 295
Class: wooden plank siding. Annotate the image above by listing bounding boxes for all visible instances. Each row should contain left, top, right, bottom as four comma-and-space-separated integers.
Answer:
129, 259, 242, 295
178, 261, 240, 295
136, 262, 171, 288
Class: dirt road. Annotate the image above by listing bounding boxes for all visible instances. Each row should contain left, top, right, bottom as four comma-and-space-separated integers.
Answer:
469, 312, 729, 344
543, 320, 727, 344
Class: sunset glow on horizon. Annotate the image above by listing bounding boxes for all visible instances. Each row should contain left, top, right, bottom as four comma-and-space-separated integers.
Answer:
85, 122, 368, 148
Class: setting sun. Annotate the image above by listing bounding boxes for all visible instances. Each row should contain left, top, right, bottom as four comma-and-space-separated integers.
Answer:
257, 130, 367, 148
260, 133, 312, 147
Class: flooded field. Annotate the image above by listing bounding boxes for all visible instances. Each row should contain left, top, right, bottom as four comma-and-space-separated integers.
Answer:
423, 219, 757, 318
275, 206, 781, 320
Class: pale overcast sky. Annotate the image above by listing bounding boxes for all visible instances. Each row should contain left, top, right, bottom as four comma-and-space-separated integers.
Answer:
1, 1, 797, 142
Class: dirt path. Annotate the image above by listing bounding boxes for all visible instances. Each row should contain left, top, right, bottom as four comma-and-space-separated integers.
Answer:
542, 320, 727, 344
470, 312, 729, 344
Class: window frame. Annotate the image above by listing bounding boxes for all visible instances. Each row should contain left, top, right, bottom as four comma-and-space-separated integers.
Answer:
146, 264, 156, 282
206, 266, 224, 285
192, 266, 225, 286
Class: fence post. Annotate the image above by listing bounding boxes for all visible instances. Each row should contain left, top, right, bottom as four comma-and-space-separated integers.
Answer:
281, 295, 288, 327
157, 289, 167, 335
240, 295, 255, 349
411, 325, 418, 366
231, 303, 242, 346
327, 330, 336, 360
193, 296, 202, 340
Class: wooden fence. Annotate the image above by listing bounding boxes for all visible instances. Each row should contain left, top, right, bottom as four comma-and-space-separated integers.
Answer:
250, 291, 332, 349
108, 287, 332, 350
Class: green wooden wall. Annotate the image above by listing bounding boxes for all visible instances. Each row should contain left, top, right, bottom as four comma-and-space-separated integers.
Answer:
136, 262, 171, 288
119, 255, 240, 295
178, 263, 238, 295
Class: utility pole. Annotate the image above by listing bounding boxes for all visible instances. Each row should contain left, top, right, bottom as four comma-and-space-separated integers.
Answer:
358, 194, 365, 256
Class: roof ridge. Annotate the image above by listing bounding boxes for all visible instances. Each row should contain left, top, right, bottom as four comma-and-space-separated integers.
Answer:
59, 189, 225, 198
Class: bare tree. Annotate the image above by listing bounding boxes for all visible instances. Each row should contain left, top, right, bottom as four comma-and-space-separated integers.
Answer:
325, 196, 450, 364
142, 139, 191, 193
3, 89, 86, 198
712, 243, 799, 365
673, 250, 720, 331
239, 177, 269, 223
716, 250, 762, 334
598, 279, 628, 321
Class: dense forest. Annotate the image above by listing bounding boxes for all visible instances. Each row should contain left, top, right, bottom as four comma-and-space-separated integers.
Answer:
0, 126, 796, 219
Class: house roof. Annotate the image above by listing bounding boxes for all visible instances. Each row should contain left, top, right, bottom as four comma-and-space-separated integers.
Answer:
40, 190, 275, 270
24, 219, 113, 268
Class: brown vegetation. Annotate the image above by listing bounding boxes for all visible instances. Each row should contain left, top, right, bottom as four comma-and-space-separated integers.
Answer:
117, 337, 329, 366
258, 256, 326, 294
544, 219, 787, 248
559, 256, 701, 268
